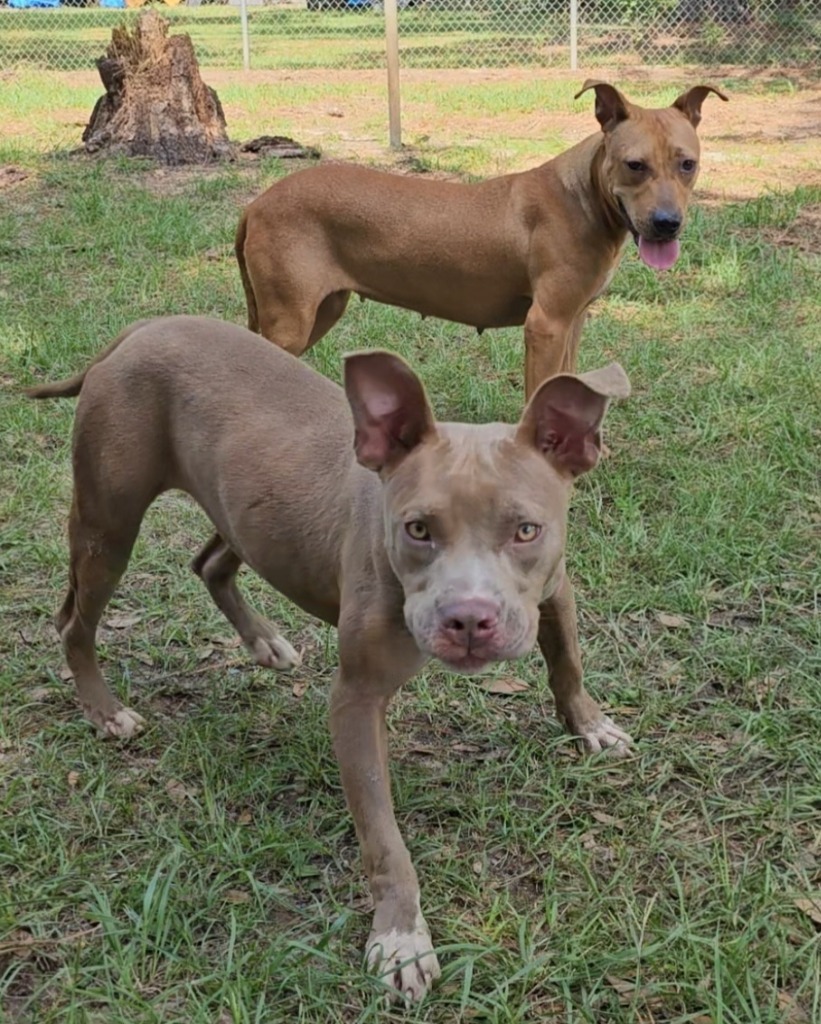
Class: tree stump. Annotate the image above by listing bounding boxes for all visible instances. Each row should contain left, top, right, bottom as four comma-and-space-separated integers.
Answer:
83, 10, 234, 166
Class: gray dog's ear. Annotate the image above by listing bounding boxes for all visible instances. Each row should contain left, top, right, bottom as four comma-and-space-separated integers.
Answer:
516, 362, 630, 477
672, 84, 729, 128
344, 351, 436, 473
575, 79, 631, 133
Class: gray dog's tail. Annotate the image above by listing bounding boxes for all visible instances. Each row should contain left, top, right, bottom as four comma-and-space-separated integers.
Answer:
235, 209, 260, 334
25, 320, 151, 400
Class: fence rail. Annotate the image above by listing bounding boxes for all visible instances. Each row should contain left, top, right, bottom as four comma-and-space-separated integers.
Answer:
1, 1, 818, 73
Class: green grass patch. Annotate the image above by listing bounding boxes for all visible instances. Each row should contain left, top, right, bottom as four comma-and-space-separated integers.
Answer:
1, 127, 820, 1022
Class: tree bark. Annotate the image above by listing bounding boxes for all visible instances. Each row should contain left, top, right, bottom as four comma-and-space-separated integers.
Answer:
83, 10, 234, 166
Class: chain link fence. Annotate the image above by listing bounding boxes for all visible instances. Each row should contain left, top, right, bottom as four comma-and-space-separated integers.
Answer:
1, 0, 818, 72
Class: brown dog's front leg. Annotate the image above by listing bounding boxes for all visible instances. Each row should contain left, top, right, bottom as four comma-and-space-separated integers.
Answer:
330, 632, 440, 1002
538, 568, 633, 755
524, 302, 573, 398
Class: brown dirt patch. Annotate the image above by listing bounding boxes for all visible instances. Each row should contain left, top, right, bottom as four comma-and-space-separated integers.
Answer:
25, 67, 821, 201
209, 66, 821, 201
758, 203, 821, 255
0, 166, 28, 189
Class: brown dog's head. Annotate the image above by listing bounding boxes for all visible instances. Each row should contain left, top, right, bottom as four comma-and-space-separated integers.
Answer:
344, 352, 630, 674
576, 80, 728, 271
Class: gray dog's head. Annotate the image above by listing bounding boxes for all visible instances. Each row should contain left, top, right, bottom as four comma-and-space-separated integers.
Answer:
344, 353, 630, 674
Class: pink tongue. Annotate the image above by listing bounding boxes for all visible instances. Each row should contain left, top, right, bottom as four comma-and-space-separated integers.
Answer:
638, 237, 680, 271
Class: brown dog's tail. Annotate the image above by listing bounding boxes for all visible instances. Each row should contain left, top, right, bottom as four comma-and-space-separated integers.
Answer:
25, 320, 151, 400
235, 209, 260, 334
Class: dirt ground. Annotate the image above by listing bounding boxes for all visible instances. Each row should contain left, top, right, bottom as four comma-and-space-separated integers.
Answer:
205, 66, 821, 202
23, 65, 819, 204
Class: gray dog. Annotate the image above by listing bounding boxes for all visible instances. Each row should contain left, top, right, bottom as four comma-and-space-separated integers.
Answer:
29, 316, 632, 1001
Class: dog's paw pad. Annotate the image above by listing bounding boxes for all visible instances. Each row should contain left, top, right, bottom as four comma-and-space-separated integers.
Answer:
99, 707, 145, 739
367, 925, 441, 1003
579, 714, 633, 757
249, 635, 301, 671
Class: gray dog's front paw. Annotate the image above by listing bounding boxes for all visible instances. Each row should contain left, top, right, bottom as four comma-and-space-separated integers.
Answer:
367, 919, 441, 1003
248, 634, 301, 671
579, 714, 633, 756
88, 706, 146, 740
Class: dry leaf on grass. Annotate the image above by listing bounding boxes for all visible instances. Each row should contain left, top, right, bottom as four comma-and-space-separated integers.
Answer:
212, 635, 242, 649
604, 975, 665, 1008
777, 990, 810, 1023
794, 897, 821, 927
67, 771, 80, 788
166, 779, 197, 804
59, 666, 74, 681
482, 677, 529, 695
105, 612, 141, 630
224, 889, 251, 905
592, 810, 626, 829
236, 809, 253, 826
0, 929, 36, 959
292, 680, 308, 699
656, 612, 687, 628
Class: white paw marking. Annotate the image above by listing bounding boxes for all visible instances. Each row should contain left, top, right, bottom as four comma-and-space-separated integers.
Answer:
248, 635, 301, 671
367, 918, 441, 1003
580, 714, 633, 757
101, 707, 145, 739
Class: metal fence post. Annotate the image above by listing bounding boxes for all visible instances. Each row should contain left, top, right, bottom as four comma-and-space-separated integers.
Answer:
239, 0, 251, 71
569, 0, 578, 71
384, 0, 402, 148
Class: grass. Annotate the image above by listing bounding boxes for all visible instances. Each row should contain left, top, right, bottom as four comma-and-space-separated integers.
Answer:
1, 77, 820, 1023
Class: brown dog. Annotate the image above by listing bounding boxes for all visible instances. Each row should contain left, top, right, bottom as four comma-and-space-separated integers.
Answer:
30, 316, 632, 1002
236, 80, 726, 396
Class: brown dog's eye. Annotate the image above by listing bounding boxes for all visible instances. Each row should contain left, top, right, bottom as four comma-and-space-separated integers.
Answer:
681, 159, 697, 173
625, 160, 645, 173
514, 523, 541, 543
405, 521, 431, 542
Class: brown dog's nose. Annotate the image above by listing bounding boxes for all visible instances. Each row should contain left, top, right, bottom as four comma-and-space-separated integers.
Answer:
439, 599, 500, 645
652, 211, 682, 238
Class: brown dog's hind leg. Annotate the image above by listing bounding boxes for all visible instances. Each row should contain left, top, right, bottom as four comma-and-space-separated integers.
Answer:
59, 495, 148, 739
192, 534, 301, 671
254, 301, 318, 358
538, 570, 633, 756
309, 290, 351, 347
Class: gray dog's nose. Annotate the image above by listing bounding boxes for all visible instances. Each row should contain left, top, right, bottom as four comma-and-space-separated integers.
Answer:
439, 599, 500, 645
652, 210, 682, 238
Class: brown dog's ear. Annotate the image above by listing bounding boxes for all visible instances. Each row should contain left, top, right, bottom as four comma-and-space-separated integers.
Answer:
516, 362, 630, 477
672, 84, 729, 128
575, 79, 630, 133
344, 351, 436, 473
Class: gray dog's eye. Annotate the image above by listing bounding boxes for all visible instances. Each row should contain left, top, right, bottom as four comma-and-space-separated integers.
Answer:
405, 521, 431, 542
514, 523, 541, 543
